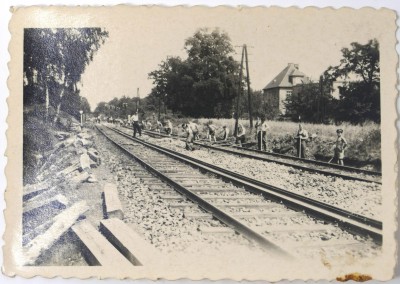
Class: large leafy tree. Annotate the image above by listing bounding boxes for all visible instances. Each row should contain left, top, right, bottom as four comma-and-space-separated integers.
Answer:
324, 39, 380, 123
284, 79, 335, 123
23, 28, 108, 121
149, 28, 240, 118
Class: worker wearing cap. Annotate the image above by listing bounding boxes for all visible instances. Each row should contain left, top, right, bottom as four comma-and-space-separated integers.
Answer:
334, 129, 347, 165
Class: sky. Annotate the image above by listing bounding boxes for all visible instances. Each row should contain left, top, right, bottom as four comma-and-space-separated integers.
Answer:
77, 6, 390, 111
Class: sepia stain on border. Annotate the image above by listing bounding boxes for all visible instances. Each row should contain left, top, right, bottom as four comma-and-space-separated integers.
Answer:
336, 273, 373, 282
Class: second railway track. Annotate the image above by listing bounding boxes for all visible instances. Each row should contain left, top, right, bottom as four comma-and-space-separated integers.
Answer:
97, 124, 382, 259
141, 128, 381, 184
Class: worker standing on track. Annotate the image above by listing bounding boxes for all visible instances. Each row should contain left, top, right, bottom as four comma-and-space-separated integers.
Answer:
182, 123, 195, 151
132, 111, 141, 137
333, 129, 348, 165
206, 122, 217, 143
295, 124, 308, 158
255, 116, 270, 151
235, 123, 246, 147
164, 119, 173, 136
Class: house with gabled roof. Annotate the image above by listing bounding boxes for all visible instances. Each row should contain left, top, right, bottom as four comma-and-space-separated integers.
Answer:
263, 63, 310, 115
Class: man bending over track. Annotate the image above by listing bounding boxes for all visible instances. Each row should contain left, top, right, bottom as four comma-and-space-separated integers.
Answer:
182, 123, 195, 151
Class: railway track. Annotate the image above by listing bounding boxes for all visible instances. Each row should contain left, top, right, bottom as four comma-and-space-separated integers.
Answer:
140, 128, 381, 184
97, 124, 382, 259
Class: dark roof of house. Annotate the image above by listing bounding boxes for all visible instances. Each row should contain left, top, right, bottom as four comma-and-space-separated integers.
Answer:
263, 63, 309, 90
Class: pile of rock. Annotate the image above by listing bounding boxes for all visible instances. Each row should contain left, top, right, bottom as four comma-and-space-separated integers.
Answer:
22, 127, 101, 265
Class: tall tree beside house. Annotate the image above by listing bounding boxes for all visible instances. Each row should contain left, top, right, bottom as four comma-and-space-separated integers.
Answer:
284, 79, 335, 123
324, 39, 380, 124
149, 28, 240, 118
23, 28, 109, 122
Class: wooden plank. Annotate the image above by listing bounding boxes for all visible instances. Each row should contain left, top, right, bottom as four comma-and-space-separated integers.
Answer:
199, 226, 234, 234
290, 239, 366, 249
23, 219, 54, 246
103, 183, 124, 219
56, 162, 79, 177
23, 194, 68, 214
213, 203, 279, 209
256, 224, 331, 233
168, 203, 196, 209
191, 188, 242, 193
100, 219, 164, 266
23, 182, 53, 201
71, 220, 133, 267
233, 211, 303, 218
183, 212, 213, 220
160, 195, 185, 201
201, 195, 260, 200
23, 201, 89, 265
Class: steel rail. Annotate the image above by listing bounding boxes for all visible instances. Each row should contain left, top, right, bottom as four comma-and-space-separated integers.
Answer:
96, 126, 292, 258
230, 144, 381, 177
140, 128, 381, 184
110, 126, 382, 243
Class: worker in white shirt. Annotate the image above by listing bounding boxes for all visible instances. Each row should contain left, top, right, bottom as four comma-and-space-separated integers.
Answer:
132, 111, 141, 137
255, 115, 270, 151
235, 123, 246, 147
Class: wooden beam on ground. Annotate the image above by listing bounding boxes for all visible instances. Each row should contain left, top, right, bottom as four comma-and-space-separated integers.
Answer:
23, 182, 53, 201
103, 183, 124, 219
23, 201, 89, 265
23, 194, 68, 214
256, 224, 331, 233
71, 220, 133, 267
198, 226, 234, 234
100, 218, 164, 267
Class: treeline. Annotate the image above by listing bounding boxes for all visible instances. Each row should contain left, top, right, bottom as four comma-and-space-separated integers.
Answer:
93, 28, 379, 125
284, 39, 380, 124
24, 28, 108, 123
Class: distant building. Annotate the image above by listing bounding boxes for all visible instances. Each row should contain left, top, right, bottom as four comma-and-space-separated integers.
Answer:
263, 63, 310, 115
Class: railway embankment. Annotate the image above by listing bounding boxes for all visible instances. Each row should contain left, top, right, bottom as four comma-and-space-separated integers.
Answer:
22, 121, 113, 266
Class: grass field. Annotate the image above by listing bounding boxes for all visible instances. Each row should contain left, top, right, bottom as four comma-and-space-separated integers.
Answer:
168, 117, 381, 170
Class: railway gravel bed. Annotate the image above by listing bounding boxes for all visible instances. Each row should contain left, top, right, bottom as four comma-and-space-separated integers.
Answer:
94, 128, 260, 255
97, 126, 381, 265
117, 128, 382, 219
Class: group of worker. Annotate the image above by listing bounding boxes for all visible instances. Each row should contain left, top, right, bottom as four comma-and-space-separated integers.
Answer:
127, 112, 348, 165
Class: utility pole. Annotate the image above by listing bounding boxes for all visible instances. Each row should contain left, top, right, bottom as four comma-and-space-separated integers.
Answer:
319, 75, 324, 123
158, 92, 161, 121
136, 88, 140, 112
244, 44, 253, 128
234, 46, 245, 137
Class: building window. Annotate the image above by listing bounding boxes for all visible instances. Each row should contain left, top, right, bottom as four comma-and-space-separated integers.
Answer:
286, 90, 292, 97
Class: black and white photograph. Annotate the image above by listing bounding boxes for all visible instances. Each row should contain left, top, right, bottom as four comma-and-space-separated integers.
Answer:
3, 5, 398, 281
